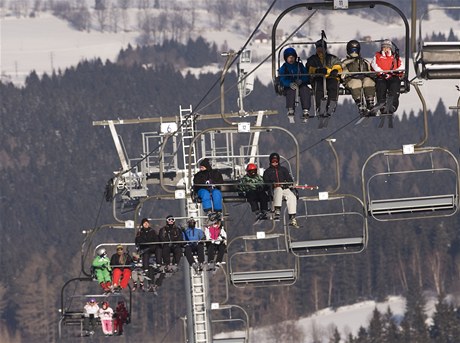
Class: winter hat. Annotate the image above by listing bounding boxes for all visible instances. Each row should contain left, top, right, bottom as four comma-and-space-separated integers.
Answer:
141, 218, 150, 225
166, 215, 175, 222
381, 39, 392, 49
269, 152, 280, 163
116, 244, 123, 251
283, 47, 297, 61
315, 39, 327, 51
200, 158, 211, 169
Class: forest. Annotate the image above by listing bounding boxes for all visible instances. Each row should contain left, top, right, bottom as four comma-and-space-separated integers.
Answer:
1, 34, 460, 342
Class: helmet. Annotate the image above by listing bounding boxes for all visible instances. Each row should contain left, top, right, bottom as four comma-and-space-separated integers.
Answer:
246, 163, 257, 172
315, 39, 327, 51
283, 47, 297, 61
187, 217, 196, 226
96, 248, 106, 257
269, 152, 280, 163
346, 40, 360, 56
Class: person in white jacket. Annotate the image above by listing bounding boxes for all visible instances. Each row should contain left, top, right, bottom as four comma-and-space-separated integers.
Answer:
205, 218, 227, 270
82, 299, 99, 336
98, 301, 114, 336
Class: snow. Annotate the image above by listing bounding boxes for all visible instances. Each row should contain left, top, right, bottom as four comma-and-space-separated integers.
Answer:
218, 295, 438, 342
3, 6, 458, 116
1, 13, 138, 82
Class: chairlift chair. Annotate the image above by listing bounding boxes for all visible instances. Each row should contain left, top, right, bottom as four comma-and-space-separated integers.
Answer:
286, 194, 368, 257
362, 146, 460, 222
413, 6, 460, 80
227, 233, 299, 288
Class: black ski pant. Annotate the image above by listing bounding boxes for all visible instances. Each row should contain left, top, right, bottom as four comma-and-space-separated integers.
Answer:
184, 243, 205, 265
245, 190, 270, 212
375, 77, 400, 113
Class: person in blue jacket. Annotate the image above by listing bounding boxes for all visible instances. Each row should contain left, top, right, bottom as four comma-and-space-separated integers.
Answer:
183, 217, 206, 272
278, 47, 311, 123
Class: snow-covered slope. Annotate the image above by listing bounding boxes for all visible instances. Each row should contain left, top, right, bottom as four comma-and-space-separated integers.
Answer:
2, 6, 459, 115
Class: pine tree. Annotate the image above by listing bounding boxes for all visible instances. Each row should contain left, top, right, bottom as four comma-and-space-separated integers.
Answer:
368, 307, 384, 341
381, 307, 402, 343
400, 282, 429, 343
430, 293, 460, 343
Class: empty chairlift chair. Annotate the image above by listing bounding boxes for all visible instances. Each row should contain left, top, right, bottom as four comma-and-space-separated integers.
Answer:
414, 6, 460, 80
287, 194, 368, 257
228, 233, 298, 288
362, 146, 460, 222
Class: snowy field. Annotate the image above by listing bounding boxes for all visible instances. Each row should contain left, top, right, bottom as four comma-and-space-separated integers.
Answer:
217, 295, 438, 342
2, 7, 459, 116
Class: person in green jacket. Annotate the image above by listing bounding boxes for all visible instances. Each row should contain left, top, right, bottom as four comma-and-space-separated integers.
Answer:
92, 248, 112, 293
239, 163, 270, 220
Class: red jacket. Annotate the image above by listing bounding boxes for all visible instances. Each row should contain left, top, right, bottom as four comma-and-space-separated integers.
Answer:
371, 50, 404, 78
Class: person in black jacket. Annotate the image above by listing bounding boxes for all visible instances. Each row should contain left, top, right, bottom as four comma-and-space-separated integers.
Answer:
262, 152, 299, 228
306, 38, 342, 116
159, 215, 183, 271
135, 218, 162, 273
193, 158, 224, 218
110, 244, 133, 291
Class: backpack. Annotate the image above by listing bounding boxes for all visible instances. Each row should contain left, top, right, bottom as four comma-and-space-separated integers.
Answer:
274, 76, 285, 96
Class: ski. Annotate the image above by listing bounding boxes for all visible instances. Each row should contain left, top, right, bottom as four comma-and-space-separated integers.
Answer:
318, 114, 330, 129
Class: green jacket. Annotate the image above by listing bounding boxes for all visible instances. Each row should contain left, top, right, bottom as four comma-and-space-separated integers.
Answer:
92, 256, 112, 283
239, 174, 265, 192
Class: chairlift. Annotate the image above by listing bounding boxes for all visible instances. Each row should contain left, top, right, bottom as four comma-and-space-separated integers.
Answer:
413, 6, 460, 80
362, 146, 460, 221
287, 194, 368, 257
211, 304, 249, 343
271, 1, 411, 98
58, 277, 131, 339
227, 233, 298, 288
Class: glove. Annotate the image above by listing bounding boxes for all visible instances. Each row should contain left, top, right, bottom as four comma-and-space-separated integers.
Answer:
295, 79, 303, 86
289, 82, 298, 90
330, 69, 339, 77
384, 73, 392, 80
316, 67, 327, 75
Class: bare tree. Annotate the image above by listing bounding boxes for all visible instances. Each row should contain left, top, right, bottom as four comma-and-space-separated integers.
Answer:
109, 3, 120, 32
118, 0, 130, 31
94, 0, 109, 32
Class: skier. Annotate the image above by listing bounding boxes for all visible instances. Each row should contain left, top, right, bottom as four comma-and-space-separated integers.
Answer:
278, 47, 312, 123
306, 37, 342, 117
91, 248, 112, 293
193, 158, 224, 220
341, 40, 376, 115
183, 217, 206, 273
371, 39, 405, 114
98, 301, 114, 336
113, 301, 129, 336
159, 215, 183, 272
82, 299, 99, 336
238, 163, 270, 220
205, 218, 227, 271
110, 244, 133, 291
262, 152, 299, 228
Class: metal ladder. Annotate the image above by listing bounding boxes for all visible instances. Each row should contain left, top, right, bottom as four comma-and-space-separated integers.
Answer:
180, 105, 200, 219
190, 268, 210, 343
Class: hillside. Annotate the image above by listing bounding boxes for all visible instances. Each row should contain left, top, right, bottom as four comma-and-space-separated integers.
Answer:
1, 1, 460, 342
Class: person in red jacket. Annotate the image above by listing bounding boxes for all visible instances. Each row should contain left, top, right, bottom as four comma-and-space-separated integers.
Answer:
113, 301, 129, 336
371, 39, 405, 114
